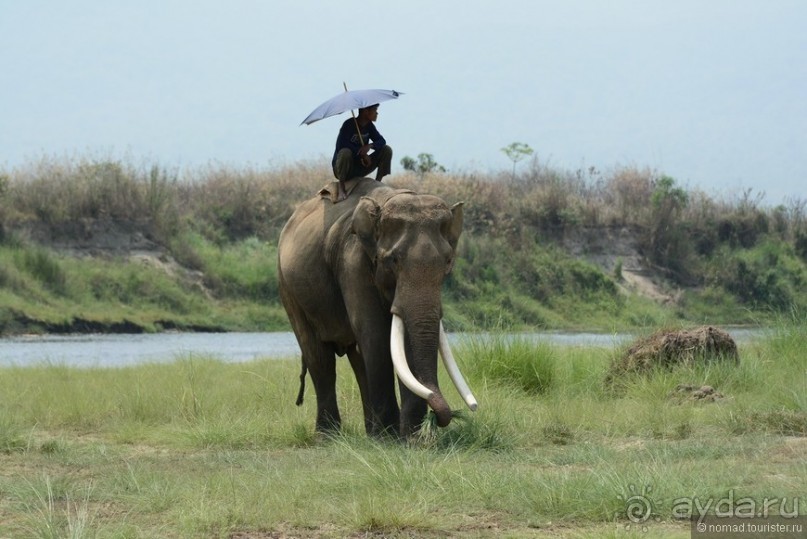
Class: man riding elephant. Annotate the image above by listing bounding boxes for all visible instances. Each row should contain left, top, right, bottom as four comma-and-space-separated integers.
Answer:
332, 104, 393, 202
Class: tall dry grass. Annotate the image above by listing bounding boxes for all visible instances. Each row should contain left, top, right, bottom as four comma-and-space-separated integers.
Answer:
3, 154, 805, 248
1, 155, 330, 244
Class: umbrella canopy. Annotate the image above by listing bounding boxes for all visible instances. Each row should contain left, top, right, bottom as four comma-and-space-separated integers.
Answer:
300, 88, 403, 125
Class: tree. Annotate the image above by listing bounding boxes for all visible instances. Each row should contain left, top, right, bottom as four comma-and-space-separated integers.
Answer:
400, 153, 446, 179
501, 142, 534, 180
647, 175, 692, 281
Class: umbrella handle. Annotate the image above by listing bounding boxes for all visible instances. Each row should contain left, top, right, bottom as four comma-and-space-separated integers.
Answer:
343, 82, 366, 148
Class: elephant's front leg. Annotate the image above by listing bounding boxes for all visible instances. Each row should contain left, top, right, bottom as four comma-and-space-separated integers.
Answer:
398, 384, 429, 437
340, 248, 399, 436
362, 346, 400, 436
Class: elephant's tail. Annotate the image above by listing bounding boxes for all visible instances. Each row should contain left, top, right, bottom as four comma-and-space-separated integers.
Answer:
295, 360, 307, 406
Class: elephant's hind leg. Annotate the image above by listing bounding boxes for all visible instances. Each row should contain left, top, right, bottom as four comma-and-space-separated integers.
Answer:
281, 284, 341, 433
303, 339, 341, 433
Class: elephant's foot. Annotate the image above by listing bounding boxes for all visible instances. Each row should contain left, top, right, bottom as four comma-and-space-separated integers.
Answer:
315, 408, 342, 434
367, 427, 401, 443
365, 410, 399, 438
399, 398, 429, 438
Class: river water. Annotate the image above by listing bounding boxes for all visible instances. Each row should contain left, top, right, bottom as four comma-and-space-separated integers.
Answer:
0, 329, 766, 369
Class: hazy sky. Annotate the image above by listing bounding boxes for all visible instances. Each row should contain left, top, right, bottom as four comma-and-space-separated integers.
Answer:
1, 1, 804, 203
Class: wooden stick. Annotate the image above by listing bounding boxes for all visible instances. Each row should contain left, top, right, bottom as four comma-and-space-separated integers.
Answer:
343, 81, 365, 147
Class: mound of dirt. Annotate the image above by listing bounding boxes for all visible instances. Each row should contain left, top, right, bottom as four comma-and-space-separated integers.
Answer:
607, 326, 739, 380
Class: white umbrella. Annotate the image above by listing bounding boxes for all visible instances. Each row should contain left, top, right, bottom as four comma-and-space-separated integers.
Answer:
300, 87, 404, 126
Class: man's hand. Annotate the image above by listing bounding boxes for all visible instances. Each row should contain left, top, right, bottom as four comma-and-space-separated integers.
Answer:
358, 145, 372, 167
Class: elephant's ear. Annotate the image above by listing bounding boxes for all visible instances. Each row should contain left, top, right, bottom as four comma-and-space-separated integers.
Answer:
445, 202, 464, 250
352, 196, 381, 256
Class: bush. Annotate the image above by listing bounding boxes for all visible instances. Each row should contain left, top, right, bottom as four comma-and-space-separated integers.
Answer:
795, 230, 807, 262
717, 212, 769, 248
18, 248, 66, 294
710, 241, 805, 311
641, 176, 693, 282
604, 166, 655, 225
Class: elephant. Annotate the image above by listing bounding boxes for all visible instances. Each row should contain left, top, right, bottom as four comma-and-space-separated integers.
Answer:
277, 177, 477, 437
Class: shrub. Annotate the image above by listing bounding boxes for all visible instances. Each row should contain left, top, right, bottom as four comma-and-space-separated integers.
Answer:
642, 176, 693, 282
18, 248, 66, 294
717, 212, 769, 248
613, 258, 623, 281
711, 241, 804, 311
795, 230, 807, 262
603, 166, 655, 225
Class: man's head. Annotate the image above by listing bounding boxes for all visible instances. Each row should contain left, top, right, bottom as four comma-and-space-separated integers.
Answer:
358, 104, 379, 122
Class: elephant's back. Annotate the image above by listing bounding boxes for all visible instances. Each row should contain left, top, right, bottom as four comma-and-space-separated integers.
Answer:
278, 196, 328, 265
277, 195, 332, 301
278, 182, 364, 270
279, 179, 411, 253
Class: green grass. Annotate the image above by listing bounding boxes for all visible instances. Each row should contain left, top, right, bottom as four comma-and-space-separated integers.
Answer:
2, 228, 680, 335
0, 243, 288, 334
172, 232, 280, 302
1, 322, 805, 537
444, 236, 679, 331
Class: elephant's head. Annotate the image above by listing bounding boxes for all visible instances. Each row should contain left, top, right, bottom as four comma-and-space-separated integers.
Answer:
353, 192, 477, 433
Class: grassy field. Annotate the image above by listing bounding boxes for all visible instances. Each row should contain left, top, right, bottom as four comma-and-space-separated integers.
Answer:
1, 319, 805, 538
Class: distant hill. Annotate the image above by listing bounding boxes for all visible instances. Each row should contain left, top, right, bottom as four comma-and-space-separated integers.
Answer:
2, 158, 805, 334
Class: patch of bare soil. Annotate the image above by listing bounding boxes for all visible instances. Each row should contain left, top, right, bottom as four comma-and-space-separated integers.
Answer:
558, 225, 679, 304
620, 269, 680, 304
669, 384, 726, 403
15, 218, 162, 257
607, 326, 739, 382
15, 218, 212, 298
768, 436, 807, 463
226, 522, 691, 538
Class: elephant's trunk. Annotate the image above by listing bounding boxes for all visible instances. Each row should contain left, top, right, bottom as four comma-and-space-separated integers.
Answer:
426, 390, 453, 428
390, 314, 475, 428
390, 315, 436, 403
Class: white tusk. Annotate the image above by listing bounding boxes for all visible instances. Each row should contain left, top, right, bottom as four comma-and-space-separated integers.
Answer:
390, 315, 434, 401
439, 321, 478, 411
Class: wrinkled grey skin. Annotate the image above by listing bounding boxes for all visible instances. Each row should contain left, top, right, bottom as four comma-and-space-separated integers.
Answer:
277, 177, 463, 437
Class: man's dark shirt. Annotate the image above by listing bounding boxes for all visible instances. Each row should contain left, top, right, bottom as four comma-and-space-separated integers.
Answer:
332, 118, 386, 167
